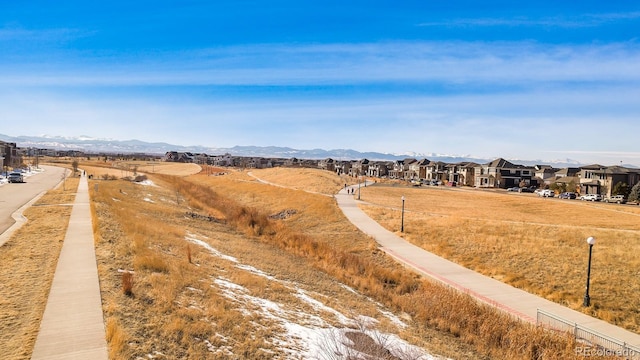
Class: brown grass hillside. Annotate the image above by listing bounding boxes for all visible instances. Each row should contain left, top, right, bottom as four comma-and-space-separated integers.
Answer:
89, 164, 595, 359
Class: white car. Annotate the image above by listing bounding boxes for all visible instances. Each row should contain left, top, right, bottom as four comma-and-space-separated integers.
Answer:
580, 194, 602, 201
8, 172, 25, 183
538, 189, 554, 197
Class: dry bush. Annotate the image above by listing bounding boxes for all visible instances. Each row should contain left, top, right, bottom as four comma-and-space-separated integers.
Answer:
121, 272, 133, 296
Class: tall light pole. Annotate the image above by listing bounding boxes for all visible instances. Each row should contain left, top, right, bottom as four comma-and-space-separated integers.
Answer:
401, 196, 405, 233
583, 236, 596, 307
358, 175, 361, 200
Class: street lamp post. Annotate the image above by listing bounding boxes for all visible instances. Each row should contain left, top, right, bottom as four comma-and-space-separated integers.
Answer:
401, 196, 405, 233
583, 236, 596, 307
358, 175, 361, 200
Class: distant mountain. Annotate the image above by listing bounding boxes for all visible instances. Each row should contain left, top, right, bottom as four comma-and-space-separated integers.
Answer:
0, 133, 492, 163
0, 133, 612, 168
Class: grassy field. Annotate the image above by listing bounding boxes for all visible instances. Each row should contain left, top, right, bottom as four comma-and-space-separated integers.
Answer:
91, 168, 487, 359
355, 183, 640, 332
162, 169, 588, 359
0, 177, 78, 360
2, 162, 613, 359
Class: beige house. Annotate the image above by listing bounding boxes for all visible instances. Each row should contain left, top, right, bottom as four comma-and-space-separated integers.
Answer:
474, 158, 536, 189
579, 165, 640, 197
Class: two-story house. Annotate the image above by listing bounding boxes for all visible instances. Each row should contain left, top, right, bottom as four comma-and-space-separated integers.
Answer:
425, 161, 448, 183
334, 160, 352, 175
580, 165, 640, 197
350, 159, 370, 177
447, 162, 477, 186
318, 158, 336, 172
408, 159, 427, 180
367, 161, 391, 178
475, 158, 536, 189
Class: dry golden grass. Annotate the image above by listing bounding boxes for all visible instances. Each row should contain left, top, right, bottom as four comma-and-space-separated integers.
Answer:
0, 177, 78, 360
44, 157, 202, 178
88, 170, 480, 358
85, 162, 609, 359
248, 167, 358, 195
356, 184, 640, 332
182, 170, 603, 359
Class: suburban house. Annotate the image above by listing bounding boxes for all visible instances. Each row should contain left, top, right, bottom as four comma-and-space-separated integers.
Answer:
579, 165, 640, 197
447, 162, 477, 187
414, 159, 430, 180
474, 158, 536, 189
387, 160, 403, 179
554, 167, 580, 179
388, 158, 417, 179
350, 158, 370, 177
408, 159, 427, 180
1, 141, 19, 172
210, 153, 235, 167
425, 161, 448, 183
579, 164, 607, 195
318, 158, 336, 172
534, 165, 560, 184
164, 151, 194, 163
366, 161, 391, 178
334, 160, 351, 175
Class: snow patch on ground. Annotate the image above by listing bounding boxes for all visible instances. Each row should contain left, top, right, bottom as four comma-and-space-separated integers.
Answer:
184, 232, 436, 359
135, 179, 157, 186
185, 233, 238, 263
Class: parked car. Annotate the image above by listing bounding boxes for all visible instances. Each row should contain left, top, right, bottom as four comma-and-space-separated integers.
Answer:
8, 172, 24, 183
507, 187, 520, 192
559, 192, 577, 199
580, 194, 602, 201
538, 189, 555, 197
519, 187, 534, 193
603, 195, 626, 204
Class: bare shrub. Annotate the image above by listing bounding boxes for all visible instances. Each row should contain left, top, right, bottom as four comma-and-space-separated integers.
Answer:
121, 271, 133, 296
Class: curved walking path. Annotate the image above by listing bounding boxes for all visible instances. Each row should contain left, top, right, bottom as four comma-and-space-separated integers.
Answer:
337, 183, 640, 352
31, 173, 108, 360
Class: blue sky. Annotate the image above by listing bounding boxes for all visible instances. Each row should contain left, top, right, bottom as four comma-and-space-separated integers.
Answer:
1, 1, 639, 165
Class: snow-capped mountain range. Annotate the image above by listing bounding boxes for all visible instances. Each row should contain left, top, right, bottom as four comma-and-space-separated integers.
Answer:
0, 133, 592, 167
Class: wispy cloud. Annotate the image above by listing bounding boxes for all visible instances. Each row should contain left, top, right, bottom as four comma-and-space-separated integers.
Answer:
417, 12, 640, 28
2, 41, 639, 88
0, 24, 88, 43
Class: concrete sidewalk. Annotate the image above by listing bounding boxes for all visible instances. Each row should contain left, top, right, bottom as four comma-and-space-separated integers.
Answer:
336, 184, 640, 350
31, 174, 108, 360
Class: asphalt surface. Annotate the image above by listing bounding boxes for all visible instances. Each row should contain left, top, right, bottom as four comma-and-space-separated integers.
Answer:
0, 165, 68, 245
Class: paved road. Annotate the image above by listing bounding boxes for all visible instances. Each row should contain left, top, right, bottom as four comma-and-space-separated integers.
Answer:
337, 183, 640, 352
0, 165, 67, 245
